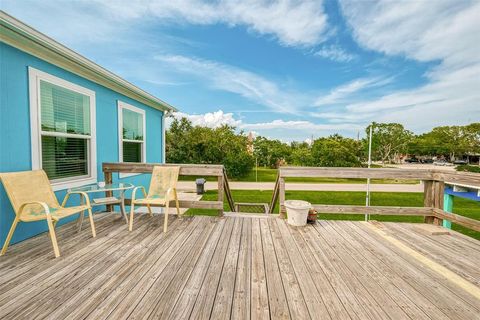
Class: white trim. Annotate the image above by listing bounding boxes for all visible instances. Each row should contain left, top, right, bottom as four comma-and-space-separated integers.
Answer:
29, 67, 97, 191
162, 114, 166, 163
118, 100, 146, 178
1, 11, 177, 113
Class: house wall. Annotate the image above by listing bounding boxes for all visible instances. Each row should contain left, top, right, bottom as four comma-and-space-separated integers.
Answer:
0, 43, 165, 244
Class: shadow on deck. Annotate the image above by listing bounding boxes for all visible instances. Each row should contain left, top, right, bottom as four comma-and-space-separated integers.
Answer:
0, 212, 479, 319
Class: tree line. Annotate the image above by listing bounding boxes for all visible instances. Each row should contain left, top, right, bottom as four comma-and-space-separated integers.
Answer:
166, 118, 479, 178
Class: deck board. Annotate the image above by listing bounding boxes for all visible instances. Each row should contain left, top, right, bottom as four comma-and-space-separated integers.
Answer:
0, 213, 479, 320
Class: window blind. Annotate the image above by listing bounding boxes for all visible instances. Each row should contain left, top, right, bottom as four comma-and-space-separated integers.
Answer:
40, 80, 90, 135
42, 137, 88, 179
40, 80, 91, 180
123, 141, 142, 162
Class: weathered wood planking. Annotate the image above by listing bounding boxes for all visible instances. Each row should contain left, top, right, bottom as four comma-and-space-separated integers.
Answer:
250, 219, 270, 320
336, 221, 452, 320
439, 171, 480, 188
433, 208, 480, 232
1, 214, 479, 319
102, 162, 224, 176
357, 221, 480, 318
279, 166, 436, 180
269, 174, 280, 214
313, 205, 432, 215
272, 166, 480, 233
188, 218, 236, 319
103, 162, 236, 214
278, 177, 286, 218
124, 198, 223, 210
223, 168, 236, 213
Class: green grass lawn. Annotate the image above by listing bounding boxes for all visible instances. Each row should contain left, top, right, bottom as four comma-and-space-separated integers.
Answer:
181, 167, 418, 184
186, 190, 480, 240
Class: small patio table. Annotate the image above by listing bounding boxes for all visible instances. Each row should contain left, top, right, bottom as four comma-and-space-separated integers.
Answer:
67, 183, 134, 232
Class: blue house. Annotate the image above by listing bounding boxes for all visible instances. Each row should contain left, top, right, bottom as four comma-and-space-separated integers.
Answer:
0, 12, 177, 244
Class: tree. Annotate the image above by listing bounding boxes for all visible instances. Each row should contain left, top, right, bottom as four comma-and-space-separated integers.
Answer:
288, 141, 313, 166
311, 135, 362, 167
366, 122, 413, 164
166, 118, 254, 178
463, 123, 480, 155
253, 137, 291, 168
408, 123, 479, 161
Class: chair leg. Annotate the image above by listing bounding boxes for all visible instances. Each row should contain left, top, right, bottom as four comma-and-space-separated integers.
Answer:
146, 204, 153, 217
46, 217, 60, 258
163, 201, 170, 233
1, 217, 20, 255
87, 208, 96, 237
129, 202, 135, 232
174, 190, 181, 216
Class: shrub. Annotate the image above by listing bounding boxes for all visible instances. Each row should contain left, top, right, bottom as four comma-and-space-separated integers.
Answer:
456, 164, 480, 173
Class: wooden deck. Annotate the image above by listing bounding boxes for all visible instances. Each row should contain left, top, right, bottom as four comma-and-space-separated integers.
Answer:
0, 213, 479, 319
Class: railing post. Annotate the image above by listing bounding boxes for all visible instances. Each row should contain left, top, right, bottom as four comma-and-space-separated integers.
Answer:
423, 179, 444, 225
433, 180, 444, 226
218, 174, 224, 216
278, 177, 286, 218
423, 180, 434, 224
443, 193, 453, 229
104, 170, 113, 212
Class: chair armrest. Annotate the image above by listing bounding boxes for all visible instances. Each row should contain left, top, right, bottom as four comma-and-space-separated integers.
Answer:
18, 201, 51, 218
61, 191, 91, 208
131, 186, 147, 202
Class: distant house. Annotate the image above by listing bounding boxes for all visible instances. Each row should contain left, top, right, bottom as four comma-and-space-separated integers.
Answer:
0, 12, 177, 244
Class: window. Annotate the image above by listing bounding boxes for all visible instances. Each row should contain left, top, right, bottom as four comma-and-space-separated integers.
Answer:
118, 101, 146, 174
29, 67, 97, 190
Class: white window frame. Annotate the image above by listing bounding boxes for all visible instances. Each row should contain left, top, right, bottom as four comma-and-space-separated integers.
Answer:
29, 67, 97, 191
118, 100, 146, 178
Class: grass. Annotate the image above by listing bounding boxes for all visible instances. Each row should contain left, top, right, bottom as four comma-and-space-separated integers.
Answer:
186, 190, 480, 240
181, 167, 418, 184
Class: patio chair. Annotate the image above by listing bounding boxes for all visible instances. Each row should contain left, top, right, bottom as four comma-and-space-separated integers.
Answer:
0, 170, 96, 258
129, 166, 180, 232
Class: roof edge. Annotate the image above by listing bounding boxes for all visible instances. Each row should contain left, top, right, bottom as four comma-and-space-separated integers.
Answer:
0, 11, 178, 112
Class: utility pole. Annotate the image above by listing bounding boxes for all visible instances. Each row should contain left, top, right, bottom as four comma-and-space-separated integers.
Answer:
365, 125, 373, 222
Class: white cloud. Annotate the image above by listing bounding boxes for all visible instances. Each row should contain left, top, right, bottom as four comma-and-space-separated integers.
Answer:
314, 77, 391, 107
336, 0, 480, 131
240, 119, 362, 131
155, 54, 301, 113
87, 0, 330, 47
3, 0, 329, 48
167, 110, 363, 136
315, 45, 356, 62
171, 110, 241, 128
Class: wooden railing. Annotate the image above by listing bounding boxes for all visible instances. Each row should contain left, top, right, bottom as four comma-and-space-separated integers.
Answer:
102, 162, 235, 215
270, 167, 480, 232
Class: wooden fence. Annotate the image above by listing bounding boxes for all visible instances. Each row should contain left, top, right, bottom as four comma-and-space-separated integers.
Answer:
102, 162, 235, 215
270, 167, 480, 232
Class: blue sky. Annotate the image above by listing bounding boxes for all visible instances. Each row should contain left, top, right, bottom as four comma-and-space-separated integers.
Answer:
2, 0, 479, 141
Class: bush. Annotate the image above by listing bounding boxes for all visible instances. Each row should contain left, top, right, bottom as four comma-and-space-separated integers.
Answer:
166, 118, 254, 178
456, 164, 480, 173
311, 135, 362, 167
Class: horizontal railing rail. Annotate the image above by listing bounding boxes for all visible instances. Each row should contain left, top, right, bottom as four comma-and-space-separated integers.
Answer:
270, 166, 480, 233
279, 167, 437, 180
311, 205, 432, 216
102, 162, 235, 215
103, 162, 224, 176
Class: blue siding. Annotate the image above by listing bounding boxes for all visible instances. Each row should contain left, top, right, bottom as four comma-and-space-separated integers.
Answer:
0, 43, 164, 244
